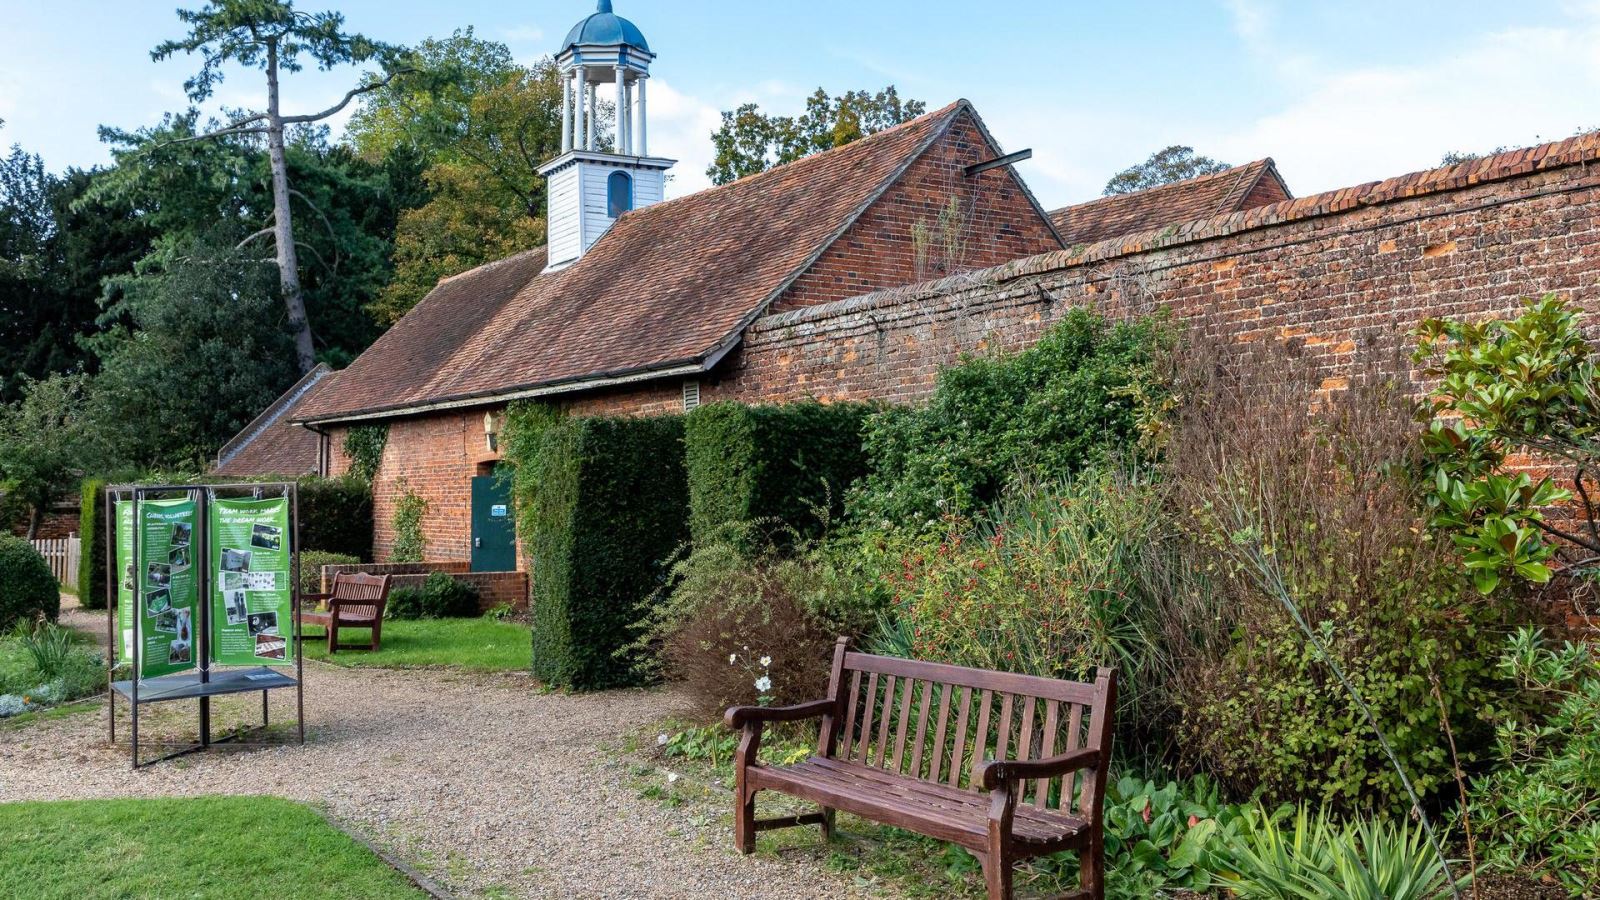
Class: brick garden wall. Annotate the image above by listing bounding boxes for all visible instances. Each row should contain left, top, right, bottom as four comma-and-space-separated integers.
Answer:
320, 561, 528, 613
720, 141, 1600, 406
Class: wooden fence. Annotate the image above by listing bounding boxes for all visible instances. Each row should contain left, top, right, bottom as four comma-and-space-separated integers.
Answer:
31, 534, 80, 589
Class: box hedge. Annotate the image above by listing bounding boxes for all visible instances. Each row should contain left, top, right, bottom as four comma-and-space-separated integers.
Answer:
76, 474, 372, 608
524, 414, 688, 690
684, 400, 872, 548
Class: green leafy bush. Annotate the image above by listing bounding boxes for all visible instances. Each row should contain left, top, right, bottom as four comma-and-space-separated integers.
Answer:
384, 586, 425, 621
390, 479, 427, 563
850, 308, 1172, 531
520, 415, 689, 690
1415, 295, 1599, 594
1152, 339, 1513, 810
1470, 628, 1600, 895
382, 573, 480, 620
684, 400, 871, 549
879, 469, 1166, 735
0, 535, 58, 630
637, 522, 848, 719
295, 551, 360, 595
1220, 805, 1466, 899
1042, 775, 1252, 899
418, 571, 479, 618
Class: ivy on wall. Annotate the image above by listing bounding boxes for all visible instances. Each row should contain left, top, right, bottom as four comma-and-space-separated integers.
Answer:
342, 425, 388, 484
391, 478, 428, 563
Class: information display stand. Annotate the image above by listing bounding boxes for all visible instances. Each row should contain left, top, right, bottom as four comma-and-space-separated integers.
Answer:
103, 482, 305, 768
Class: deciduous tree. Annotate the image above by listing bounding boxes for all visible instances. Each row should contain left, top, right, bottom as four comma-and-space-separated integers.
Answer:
1103, 145, 1230, 195
707, 86, 925, 186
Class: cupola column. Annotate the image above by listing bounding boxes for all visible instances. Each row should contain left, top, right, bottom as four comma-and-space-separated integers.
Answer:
615, 67, 628, 154
634, 75, 647, 156
586, 80, 597, 150
560, 70, 572, 152
572, 66, 587, 151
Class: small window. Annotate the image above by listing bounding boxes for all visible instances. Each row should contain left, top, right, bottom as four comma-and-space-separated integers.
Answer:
607, 171, 633, 218
682, 379, 701, 411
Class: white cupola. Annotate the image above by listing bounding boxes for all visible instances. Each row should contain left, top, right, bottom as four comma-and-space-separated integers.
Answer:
539, 0, 676, 273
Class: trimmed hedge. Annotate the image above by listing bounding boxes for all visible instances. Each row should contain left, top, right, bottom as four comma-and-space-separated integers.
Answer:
296, 475, 373, 560
525, 415, 688, 690
77, 478, 108, 608
76, 474, 372, 609
684, 400, 872, 548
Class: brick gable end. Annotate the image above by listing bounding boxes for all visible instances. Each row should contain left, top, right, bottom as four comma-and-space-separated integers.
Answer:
773, 111, 1062, 312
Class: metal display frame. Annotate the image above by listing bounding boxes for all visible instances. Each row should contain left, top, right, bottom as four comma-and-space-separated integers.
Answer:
104, 481, 305, 768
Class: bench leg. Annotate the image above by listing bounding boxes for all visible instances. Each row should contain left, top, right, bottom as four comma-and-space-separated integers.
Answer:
327, 622, 337, 654
734, 785, 756, 855
980, 852, 1013, 900
1078, 839, 1104, 900
819, 805, 835, 841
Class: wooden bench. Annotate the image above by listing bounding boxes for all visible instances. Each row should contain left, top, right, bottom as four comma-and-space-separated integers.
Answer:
725, 638, 1116, 900
301, 572, 391, 653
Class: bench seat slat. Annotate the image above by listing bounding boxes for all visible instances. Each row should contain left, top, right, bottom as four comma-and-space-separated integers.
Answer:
749, 757, 1090, 852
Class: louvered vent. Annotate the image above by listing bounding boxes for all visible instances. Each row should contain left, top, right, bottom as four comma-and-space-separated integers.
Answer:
682, 379, 701, 411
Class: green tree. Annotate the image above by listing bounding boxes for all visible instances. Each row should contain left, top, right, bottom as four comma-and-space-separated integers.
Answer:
0, 374, 89, 538
150, 0, 409, 372
1103, 145, 1230, 195
90, 112, 397, 366
82, 234, 300, 471
352, 44, 574, 323
706, 86, 926, 186
0, 139, 152, 401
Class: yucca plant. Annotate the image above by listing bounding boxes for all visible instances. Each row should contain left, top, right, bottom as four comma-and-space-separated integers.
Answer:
1222, 805, 1469, 900
16, 620, 74, 680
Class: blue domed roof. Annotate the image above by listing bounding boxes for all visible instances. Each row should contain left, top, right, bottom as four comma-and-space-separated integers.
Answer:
561, 1, 650, 53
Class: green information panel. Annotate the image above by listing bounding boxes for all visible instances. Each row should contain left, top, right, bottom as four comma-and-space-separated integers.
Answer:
209, 496, 293, 666
130, 497, 199, 679
114, 500, 134, 662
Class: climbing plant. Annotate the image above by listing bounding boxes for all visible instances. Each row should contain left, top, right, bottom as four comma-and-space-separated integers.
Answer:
342, 425, 388, 484
391, 478, 428, 563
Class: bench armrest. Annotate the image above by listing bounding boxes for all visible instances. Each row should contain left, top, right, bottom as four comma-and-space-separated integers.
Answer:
976, 746, 1102, 791
724, 699, 835, 730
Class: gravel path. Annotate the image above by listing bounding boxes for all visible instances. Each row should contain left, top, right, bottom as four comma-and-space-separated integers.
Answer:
3, 598, 878, 899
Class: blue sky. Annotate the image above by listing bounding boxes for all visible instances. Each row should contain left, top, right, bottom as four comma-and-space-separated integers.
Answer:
2, 1, 1598, 208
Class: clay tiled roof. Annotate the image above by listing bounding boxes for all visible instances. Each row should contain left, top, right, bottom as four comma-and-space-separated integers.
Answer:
215, 364, 335, 476
1048, 159, 1290, 248
298, 101, 970, 424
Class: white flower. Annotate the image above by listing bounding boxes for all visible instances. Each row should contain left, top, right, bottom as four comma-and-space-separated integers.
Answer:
657, 733, 669, 746
728, 653, 737, 665
754, 676, 772, 693
667, 772, 679, 784
758, 655, 772, 668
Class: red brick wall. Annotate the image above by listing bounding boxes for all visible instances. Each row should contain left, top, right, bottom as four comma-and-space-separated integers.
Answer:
322, 381, 688, 565
321, 561, 528, 613
721, 156, 1600, 406
773, 111, 1061, 312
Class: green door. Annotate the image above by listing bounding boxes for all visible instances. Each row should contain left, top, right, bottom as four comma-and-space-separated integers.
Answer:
470, 469, 516, 572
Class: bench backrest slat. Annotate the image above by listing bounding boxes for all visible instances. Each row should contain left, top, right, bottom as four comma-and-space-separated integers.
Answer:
842, 651, 1099, 706
829, 643, 1114, 818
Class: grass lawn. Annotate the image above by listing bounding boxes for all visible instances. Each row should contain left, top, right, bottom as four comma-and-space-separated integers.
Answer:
0, 796, 424, 900
302, 617, 530, 672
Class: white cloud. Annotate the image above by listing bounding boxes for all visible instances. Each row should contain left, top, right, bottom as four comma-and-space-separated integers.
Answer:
641, 77, 725, 197
1206, 19, 1600, 195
